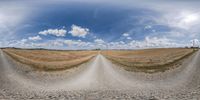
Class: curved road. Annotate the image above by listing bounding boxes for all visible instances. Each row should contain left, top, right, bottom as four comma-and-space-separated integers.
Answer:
0, 49, 200, 99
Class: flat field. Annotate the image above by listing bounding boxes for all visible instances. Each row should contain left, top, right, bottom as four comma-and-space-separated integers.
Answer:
3, 49, 98, 71
102, 48, 195, 73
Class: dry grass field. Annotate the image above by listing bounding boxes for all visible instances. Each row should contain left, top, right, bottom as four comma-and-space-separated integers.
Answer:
102, 48, 195, 73
3, 49, 98, 71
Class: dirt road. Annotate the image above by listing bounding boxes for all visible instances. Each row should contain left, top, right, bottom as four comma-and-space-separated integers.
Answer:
0, 49, 200, 99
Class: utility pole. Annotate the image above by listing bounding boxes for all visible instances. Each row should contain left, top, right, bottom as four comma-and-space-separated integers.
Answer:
192, 39, 195, 51
191, 39, 199, 51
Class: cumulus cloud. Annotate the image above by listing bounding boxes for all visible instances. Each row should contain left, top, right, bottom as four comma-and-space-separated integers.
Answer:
144, 25, 152, 29
64, 40, 74, 46
69, 24, 89, 38
63, 39, 94, 49
142, 36, 172, 47
122, 33, 132, 40
127, 37, 132, 40
64, 40, 88, 46
28, 35, 42, 41
39, 28, 67, 37
93, 39, 107, 49
30, 40, 66, 48
94, 39, 105, 44
20, 39, 27, 43
106, 36, 183, 49
122, 33, 129, 37
6, 39, 29, 48
5, 36, 187, 50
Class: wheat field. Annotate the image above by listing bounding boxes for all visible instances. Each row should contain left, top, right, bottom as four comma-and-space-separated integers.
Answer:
3, 49, 98, 71
102, 48, 195, 73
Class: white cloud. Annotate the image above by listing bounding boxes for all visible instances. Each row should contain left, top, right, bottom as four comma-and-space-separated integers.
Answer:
143, 36, 172, 47
69, 24, 89, 38
0, 3, 32, 44
63, 39, 92, 47
127, 37, 132, 40
30, 39, 65, 48
52, 41, 64, 47
122, 33, 129, 37
122, 33, 132, 40
21, 39, 28, 43
0, 4, 29, 27
169, 11, 199, 30
106, 36, 183, 49
152, 30, 156, 33
5, 36, 188, 50
94, 39, 105, 44
144, 25, 152, 29
39, 28, 67, 37
93, 39, 107, 49
28, 35, 42, 41
64, 40, 74, 46
7, 39, 29, 47
154, 10, 200, 37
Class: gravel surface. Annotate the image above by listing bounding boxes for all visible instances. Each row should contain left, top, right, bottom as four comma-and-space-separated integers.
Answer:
0, 49, 200, 100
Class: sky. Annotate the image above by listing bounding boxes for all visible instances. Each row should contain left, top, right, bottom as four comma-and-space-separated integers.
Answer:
0, 0, 200, 50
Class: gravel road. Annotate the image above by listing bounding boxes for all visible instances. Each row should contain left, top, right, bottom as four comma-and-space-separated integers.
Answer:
0, 49, 200, 100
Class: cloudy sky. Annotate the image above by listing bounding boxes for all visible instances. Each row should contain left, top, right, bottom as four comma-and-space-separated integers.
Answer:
0, 0, 200, 49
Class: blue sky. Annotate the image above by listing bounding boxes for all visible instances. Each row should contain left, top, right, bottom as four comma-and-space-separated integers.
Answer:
0, 0, 200, 49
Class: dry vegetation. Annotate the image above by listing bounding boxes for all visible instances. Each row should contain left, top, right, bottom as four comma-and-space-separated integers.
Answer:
102, 48, 196, 73
3, 49, 98, 71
